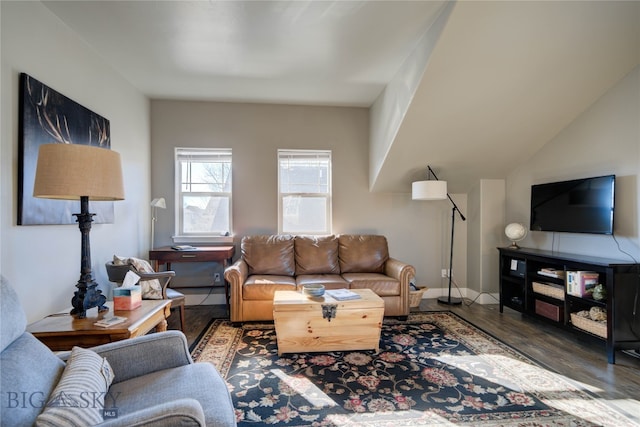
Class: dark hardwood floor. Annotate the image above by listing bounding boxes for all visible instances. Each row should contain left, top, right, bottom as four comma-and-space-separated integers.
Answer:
167, 298, 640, 420
166, 304, 227, 347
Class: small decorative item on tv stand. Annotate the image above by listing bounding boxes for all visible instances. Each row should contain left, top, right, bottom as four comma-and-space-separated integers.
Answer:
592, 283, 606, 301
505, 223, 527, 249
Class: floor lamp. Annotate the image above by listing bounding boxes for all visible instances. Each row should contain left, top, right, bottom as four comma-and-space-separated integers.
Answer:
412, 166, 466, 305
33, 143, 125, 318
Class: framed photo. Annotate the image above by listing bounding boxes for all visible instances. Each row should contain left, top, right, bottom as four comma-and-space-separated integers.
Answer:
18, 73, 114, 225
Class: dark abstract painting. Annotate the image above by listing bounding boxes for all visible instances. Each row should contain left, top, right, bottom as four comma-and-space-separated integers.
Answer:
18, 73, 114, 225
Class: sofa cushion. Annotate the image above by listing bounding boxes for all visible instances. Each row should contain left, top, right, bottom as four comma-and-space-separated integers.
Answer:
36, 346, 114, 427
0, 276, 27, 353
342, 272, 400, 296
242, 235, 296, 276
1, 334, 65, 426
295, 235, 340, 275
338, 235, 389, 274
108, 363, 236, 427
1, 278, 67, 427
243, 276, 297, 300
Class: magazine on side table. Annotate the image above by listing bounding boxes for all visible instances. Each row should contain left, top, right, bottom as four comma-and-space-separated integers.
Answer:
94, 316, 127, 327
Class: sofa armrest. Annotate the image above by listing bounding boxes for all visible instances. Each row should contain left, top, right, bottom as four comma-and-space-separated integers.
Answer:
99, 398, 205, 427
385, 258, 416, 316
89, 331, 193, 383
225, 259, 248, 323
225, 259, 248, 285
385, 257, 416, 296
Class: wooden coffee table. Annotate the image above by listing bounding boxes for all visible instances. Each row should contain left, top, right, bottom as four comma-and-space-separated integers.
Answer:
273, 288, 384, 356
27, 300, 171, 351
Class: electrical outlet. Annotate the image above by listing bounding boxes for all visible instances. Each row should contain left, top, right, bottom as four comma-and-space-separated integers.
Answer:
214, 273, 221, 282
441, 269, 449, 278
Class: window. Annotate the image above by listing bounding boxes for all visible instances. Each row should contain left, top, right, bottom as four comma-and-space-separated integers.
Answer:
175, 148, 232, 241
278, 149, 331, 234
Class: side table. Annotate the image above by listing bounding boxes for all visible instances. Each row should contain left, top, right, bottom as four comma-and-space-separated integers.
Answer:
149, 245, 235, 310
27, 300, 171, 351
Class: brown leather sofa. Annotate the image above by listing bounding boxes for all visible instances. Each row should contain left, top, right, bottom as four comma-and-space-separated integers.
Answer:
224, 234, 415, 323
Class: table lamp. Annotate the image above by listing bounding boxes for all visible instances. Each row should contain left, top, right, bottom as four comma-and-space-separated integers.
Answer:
33, 143, 125, 318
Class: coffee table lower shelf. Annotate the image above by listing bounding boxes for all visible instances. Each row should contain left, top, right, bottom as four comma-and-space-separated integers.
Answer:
272, 289, 384, 356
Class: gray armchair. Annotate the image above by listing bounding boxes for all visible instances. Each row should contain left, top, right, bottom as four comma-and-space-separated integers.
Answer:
0, 277, 236, 427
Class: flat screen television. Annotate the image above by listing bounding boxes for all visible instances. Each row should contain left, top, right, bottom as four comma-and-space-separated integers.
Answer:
530, 175, 615, 235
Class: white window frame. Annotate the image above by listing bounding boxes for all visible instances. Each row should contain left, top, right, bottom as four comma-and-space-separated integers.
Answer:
174, 147, 233, 244
278, 149, 332, 235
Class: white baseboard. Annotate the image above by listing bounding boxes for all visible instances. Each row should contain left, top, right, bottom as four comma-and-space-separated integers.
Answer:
184, 292, 226, 306
183, 288, 500, 306
421, 287, 499, 305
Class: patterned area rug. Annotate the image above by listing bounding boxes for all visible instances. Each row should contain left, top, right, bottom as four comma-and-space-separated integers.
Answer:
191, 312, 636, 426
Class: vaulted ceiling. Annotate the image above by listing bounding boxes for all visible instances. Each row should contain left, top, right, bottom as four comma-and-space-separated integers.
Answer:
43, 0, 640, 193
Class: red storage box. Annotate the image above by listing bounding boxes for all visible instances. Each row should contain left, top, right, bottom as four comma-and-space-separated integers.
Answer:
113, 286, 142, 310
535, 299, 563, 322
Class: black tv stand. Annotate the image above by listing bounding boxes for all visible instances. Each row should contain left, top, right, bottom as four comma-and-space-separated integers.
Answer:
498, 247, 639, 364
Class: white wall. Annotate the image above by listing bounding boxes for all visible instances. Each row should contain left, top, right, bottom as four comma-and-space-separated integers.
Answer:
506, 66, 640, 260
1, 1, 150, 322
150, 100, 466, 300
467, 179, 505, 299
369, 1, 453, 189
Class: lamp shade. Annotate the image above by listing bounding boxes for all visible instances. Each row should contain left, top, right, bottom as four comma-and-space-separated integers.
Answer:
33, 143, 124, 201
412, 180, 447, 200
151, 197, 166, 209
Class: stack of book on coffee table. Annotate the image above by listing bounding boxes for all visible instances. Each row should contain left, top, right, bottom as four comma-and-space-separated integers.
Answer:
325, 289, 361, 301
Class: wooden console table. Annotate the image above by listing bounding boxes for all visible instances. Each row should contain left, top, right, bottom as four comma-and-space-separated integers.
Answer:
27, 300, 171, 351
149, 245, 235, 308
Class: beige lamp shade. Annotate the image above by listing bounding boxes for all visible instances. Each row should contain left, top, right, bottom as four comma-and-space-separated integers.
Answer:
33, 143, 124, 201
412, 180, 447, 200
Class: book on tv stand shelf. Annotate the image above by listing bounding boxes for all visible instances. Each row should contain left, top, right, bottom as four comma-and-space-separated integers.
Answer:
326, 289, 361, 301
537, 268, 565, 279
